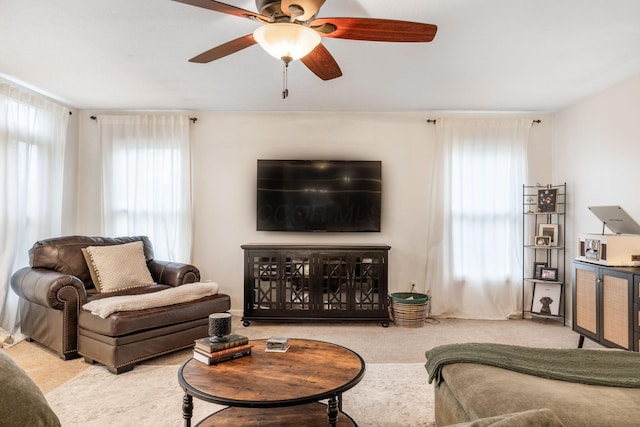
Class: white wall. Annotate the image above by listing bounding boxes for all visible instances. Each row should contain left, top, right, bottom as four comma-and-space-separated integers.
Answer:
553, 72, 640, 322
73, 111, 552, 311
554, 73, 640, 264
190, 113, 435, 309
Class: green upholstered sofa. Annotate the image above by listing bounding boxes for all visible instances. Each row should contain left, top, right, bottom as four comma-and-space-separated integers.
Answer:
0, 350, 60, 426
426, 343, 640, 426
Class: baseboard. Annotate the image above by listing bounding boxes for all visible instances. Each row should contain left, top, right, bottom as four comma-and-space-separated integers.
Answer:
229, 308, 243, 317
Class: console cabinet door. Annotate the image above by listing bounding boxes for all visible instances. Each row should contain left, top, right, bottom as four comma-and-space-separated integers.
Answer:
244, 250, 314, 318
317, 252, 350, 314
574, 262, 598, 341
351, 253, 387, 315
245, 251, 281, 317
281, 252, 313, 314
601, 269, 633, 350
316, 251, 388, 318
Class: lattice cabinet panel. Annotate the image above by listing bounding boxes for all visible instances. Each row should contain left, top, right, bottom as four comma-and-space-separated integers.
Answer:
251, 255, 280, 311
319, 254, 349, 312
283, 255, 312, 311
352, 255, 384, 312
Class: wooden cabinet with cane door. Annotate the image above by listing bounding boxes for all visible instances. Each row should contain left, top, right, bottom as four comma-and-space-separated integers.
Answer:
573, 261, 636, 351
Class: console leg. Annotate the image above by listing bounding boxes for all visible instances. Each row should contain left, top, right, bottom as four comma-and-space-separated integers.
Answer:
183, 393, 193, 427
578, 335, 585, 349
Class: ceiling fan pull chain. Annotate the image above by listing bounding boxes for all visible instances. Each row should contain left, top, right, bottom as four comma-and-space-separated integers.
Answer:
282, 61, 289, 99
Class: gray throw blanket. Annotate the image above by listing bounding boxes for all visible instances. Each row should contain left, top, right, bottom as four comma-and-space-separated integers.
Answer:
425, 342, 640, 388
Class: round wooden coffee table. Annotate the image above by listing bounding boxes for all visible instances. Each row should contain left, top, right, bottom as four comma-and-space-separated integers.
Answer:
178, 338, 366, 427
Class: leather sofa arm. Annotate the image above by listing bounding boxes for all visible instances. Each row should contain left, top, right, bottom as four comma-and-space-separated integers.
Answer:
147, 260, 200, 287
10, 267, 87, 310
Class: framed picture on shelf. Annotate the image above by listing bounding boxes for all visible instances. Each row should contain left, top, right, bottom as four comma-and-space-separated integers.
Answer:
540, 267, 558, 281
537, 188, 558, 213
531, 282, 562, 316
534, 235, 551, 247
538, 224, 559, 246
532, 261, 548, 279
525, 196, 536, 213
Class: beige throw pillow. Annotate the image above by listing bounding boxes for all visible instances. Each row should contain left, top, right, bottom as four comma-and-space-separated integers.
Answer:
84, 241, 155, 293
81, 248, 102, 291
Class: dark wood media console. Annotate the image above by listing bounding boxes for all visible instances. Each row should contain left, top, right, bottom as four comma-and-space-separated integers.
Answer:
241, 244, 391, 326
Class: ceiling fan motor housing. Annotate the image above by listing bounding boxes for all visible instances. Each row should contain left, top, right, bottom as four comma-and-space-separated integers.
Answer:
255, 0, 325, 21
255, 0, 282, 16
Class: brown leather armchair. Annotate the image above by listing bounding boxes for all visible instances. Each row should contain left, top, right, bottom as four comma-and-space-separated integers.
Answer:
11, 235, 231, 374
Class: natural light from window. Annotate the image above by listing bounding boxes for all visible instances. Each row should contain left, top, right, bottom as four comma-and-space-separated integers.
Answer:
450, 139, 517, 282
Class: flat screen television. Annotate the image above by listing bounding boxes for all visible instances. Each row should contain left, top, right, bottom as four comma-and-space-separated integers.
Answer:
257, 160, 382, 232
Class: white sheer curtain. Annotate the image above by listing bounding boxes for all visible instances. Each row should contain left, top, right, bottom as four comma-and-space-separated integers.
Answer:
98, 114, 193, 262
426, 117, 531, 319
0, 83, 69, 339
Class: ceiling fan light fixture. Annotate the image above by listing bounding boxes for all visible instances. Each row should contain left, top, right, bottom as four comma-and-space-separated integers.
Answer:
253, 23, 321, 63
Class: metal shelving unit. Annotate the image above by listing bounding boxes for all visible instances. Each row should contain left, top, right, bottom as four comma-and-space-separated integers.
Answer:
522, 183, 566, 324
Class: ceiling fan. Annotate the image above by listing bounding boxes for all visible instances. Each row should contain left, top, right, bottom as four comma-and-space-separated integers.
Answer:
173, 0, 437, 95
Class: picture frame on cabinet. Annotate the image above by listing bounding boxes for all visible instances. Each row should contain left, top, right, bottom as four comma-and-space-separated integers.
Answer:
533, 261, 548, 279
535, 235, 551, 247
538, 224, 559, 246
537, 188, 558, 213
540, 267, 558, 281
585, 238, 600, 261
531, 282, 562, 316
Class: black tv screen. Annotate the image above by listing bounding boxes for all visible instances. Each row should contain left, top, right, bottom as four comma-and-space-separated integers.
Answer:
257, 160, 382, 232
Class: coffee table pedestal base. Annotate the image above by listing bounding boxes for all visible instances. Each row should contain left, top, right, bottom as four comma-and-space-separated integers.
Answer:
196, 402, 357, 427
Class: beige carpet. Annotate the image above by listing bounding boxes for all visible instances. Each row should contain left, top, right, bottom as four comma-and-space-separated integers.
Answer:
44, 362, 433, 426
6, 318, 601, 426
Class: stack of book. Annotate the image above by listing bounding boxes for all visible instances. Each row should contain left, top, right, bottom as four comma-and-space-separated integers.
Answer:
265, 336, 290, 352
192, 334, 252, 365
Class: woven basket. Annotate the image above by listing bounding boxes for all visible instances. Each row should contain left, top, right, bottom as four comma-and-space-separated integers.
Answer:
389, 292, 429, 328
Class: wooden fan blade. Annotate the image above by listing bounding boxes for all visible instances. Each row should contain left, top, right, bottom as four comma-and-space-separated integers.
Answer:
172, 0, 261, 20
301, 43, 342, 81
189, 34, 257, 63
311, 17, 437, 42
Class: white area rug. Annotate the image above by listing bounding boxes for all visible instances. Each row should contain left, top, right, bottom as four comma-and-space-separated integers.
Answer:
46, 363, 434, 426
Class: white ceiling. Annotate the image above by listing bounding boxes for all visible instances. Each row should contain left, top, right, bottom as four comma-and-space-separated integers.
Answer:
2, 0, 640, 112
